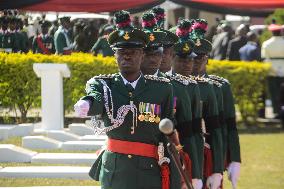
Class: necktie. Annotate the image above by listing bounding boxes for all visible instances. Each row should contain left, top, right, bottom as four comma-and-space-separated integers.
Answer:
126, 83, 134, 92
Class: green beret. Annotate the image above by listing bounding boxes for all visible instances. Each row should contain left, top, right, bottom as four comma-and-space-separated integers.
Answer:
174, 40, 195, 57
108, 10, 148, 49
141, 12, 166, 49
190, 19, 212, 54
160, 29, 178, 47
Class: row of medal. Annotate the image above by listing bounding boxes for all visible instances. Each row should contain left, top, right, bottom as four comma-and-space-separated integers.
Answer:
138, 102, 161, 123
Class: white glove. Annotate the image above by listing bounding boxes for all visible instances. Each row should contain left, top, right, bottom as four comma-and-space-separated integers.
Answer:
74, 100, 90, 118
206, 173, 222, 189
192, 178, 203, 189
227, 162, 241, 189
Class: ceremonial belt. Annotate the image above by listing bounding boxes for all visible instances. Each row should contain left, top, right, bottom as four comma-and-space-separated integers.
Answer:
107, 138, 159, 159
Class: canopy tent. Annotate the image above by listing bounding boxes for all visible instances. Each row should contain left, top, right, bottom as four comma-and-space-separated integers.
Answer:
0, 0, 165, 14
1, 0, 284, 17
170, 0, 284, 16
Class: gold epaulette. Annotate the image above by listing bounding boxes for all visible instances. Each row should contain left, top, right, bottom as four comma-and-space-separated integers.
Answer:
175, 74, 198, 84
144, 75, 170, 83
207, 78, 222, 87
165, 73, 189, 85
93, 74, 116, 79
208, 74, 230, 84
192, 76, 210, 83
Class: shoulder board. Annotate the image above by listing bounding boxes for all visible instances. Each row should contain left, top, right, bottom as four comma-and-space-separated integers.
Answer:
193, 76, 210, 83
93, 74, 116, 79
176, 74, 197, 84
207, 78, 222, 87
144, 75, 170, 83
165, 73, 189, 85
208, 74, 230, 84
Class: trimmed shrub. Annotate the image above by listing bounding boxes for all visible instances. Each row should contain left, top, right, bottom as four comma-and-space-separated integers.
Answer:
0, 52, 270, 124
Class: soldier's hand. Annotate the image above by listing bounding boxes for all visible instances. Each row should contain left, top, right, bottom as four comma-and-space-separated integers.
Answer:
206, 173, 222, 189
227, 162, 241, 189
74, 100, 90, 118
192, 178, 203, 189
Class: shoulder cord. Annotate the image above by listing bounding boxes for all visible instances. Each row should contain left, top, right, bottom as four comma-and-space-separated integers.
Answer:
90, 79, 138, 134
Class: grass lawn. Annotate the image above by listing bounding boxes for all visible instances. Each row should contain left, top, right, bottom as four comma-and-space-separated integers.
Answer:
0, 132, 284, 188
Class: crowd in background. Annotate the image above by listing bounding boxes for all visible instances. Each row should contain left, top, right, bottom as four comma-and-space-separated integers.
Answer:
1, 9, 283, 61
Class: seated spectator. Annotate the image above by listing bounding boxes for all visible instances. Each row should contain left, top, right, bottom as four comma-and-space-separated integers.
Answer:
239, 32, 261, 61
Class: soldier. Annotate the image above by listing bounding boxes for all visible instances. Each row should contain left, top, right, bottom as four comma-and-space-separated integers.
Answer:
141, 11, 200, 188
0, 16, 18, 53
171, 19, 224, 189
54, 16, 73, 55
32, 21, 55, 54
91, 25, 114, 56
74, 10, 182, 189
191, 19, 241, 189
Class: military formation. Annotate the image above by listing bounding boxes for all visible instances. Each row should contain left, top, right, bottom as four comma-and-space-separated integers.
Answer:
74, 8, 241, 189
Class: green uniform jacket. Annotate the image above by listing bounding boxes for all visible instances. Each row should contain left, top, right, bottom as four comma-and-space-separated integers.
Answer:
54, 27, 71, 54
194, 76, 224, 174
0, 31, 19, 52
32, 34, 55, 54
83, 73, 180, 189
164, 72, 200, 179
208, 75, 241, 164
91, 36, 114, 57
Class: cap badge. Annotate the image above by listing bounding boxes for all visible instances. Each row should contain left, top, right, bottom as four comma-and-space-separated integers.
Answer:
149, 33, 155, 41
195, 39, 201, 46
183, 43, 190, 52
123, 32, 130, 40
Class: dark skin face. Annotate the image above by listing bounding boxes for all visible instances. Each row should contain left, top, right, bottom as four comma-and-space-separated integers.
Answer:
173, 55, 194, 77
9, 23, 16, 31
193, 53, 208, 76
115, 48, 144, 82
160, 46, 175, 73
41, 27, 49, 35
141, 49, 163, 75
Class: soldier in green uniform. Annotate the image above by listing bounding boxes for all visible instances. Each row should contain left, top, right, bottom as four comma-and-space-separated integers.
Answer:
54, 16, 73, 55
0, 17, 18, 53
74, 10, 182, 189
140, 11, 200, 188
191, 19, 241, 189
15, 17, 29, 53
32, 21, 55, 54
91, 25, 114, 57
171, 19, 224, 189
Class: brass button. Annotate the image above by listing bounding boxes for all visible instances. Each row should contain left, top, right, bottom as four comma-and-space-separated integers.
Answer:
128, 155, 132, 159
129, 92, 132, 97
150, 164, 153, 168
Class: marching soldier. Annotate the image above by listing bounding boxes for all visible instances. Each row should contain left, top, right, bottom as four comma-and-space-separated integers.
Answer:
32, 21, 55, 54
141, 11, 200, 188
171, 19, 224, 189
54, 16, 73, 55
74, 10, 182, 189
191, 19, 241, 189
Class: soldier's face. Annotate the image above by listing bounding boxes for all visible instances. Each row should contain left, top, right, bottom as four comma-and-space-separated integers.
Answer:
141, 49, 163, 71
160, 47, 175, 72
193, 54, 208, 75
115, 48, 144, 74
173, 55, 194, 76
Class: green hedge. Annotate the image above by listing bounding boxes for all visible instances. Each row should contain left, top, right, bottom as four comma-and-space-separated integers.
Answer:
0, 52, 270, 124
